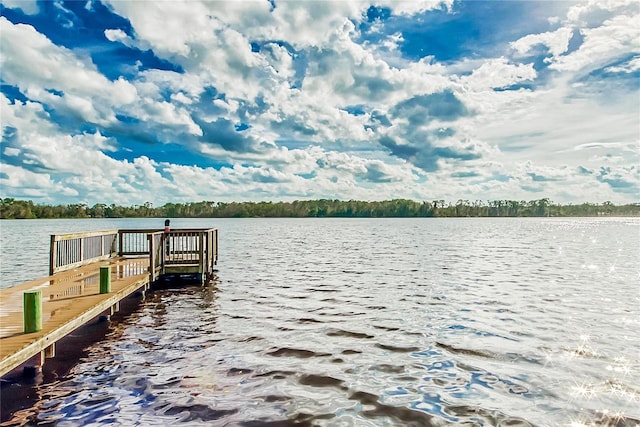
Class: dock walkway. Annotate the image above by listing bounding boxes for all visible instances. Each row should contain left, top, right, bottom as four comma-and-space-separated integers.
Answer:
0, 226, 217, 377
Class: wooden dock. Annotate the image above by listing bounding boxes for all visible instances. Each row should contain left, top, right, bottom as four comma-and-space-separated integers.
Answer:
0, 225, 218, 378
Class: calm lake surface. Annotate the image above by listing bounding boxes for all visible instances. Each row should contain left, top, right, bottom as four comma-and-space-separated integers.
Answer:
0, 217, 639, 426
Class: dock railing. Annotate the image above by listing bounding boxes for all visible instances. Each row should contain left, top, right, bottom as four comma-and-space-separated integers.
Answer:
50, 230, 118, 275
147, 228, 218, 282
148, 231, 165, 282
50, 228, 218, 282
118, 229, 157, 256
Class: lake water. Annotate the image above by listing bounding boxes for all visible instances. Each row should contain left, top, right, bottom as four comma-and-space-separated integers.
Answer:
0, 217, 639, 426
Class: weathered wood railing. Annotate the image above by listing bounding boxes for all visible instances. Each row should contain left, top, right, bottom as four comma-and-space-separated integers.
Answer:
147, 229, 218, 282
49, 228, 218, 283
118, 229, 156, 256
50, 230, 118, 275
148, 231, 164, 282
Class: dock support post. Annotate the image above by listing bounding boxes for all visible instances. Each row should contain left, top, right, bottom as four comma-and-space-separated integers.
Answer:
44, 343, 56, 358
23, 290, 42, 333
100, 266, 111, 294
24, 351, 46, 377
110, 302, 120, 315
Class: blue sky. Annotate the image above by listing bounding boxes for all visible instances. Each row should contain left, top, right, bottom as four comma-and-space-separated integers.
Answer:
1, 0, 638, 205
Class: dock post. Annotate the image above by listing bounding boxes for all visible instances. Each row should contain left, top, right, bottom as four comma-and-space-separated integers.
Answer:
44, 343, 56, 358
110, 302, 120, 315
100, 266, 111, 294
164, 219, 171, 257
23, 290, 42, 333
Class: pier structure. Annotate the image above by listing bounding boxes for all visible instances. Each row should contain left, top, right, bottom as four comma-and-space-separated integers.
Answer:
0, 225, 218, 378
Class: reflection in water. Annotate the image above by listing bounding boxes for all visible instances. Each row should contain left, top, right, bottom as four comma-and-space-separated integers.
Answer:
1, 218, 639, 425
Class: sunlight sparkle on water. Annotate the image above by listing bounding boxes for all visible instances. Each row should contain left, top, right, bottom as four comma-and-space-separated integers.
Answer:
566, 334, 600, 359
567, 409, 634, 427
606, 356, 632, 377
571, 381, 597, 400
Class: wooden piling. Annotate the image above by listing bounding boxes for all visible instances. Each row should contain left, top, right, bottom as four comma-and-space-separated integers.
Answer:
99, 266, 111, 294
23, 291, 42, 333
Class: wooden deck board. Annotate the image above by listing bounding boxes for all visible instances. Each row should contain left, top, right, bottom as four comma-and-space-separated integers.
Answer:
0, 257, 151, 377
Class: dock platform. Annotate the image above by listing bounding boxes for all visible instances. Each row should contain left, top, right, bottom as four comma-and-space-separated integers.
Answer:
0, 225, 218, 378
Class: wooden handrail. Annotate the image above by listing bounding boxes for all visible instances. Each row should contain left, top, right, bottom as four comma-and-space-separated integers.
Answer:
50, 227, 218, 281
51, 229, 119, 241
50, 230, 118, 275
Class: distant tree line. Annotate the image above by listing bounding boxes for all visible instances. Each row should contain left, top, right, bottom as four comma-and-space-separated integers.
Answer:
1, 197, 638, 219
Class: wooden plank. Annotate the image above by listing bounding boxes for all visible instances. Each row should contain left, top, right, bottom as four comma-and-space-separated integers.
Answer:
52, 254, 115, 274
198, 232, 205, 274
52, 229, 119, 241
49, 235, 56, 276
149, 233, 157, 282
